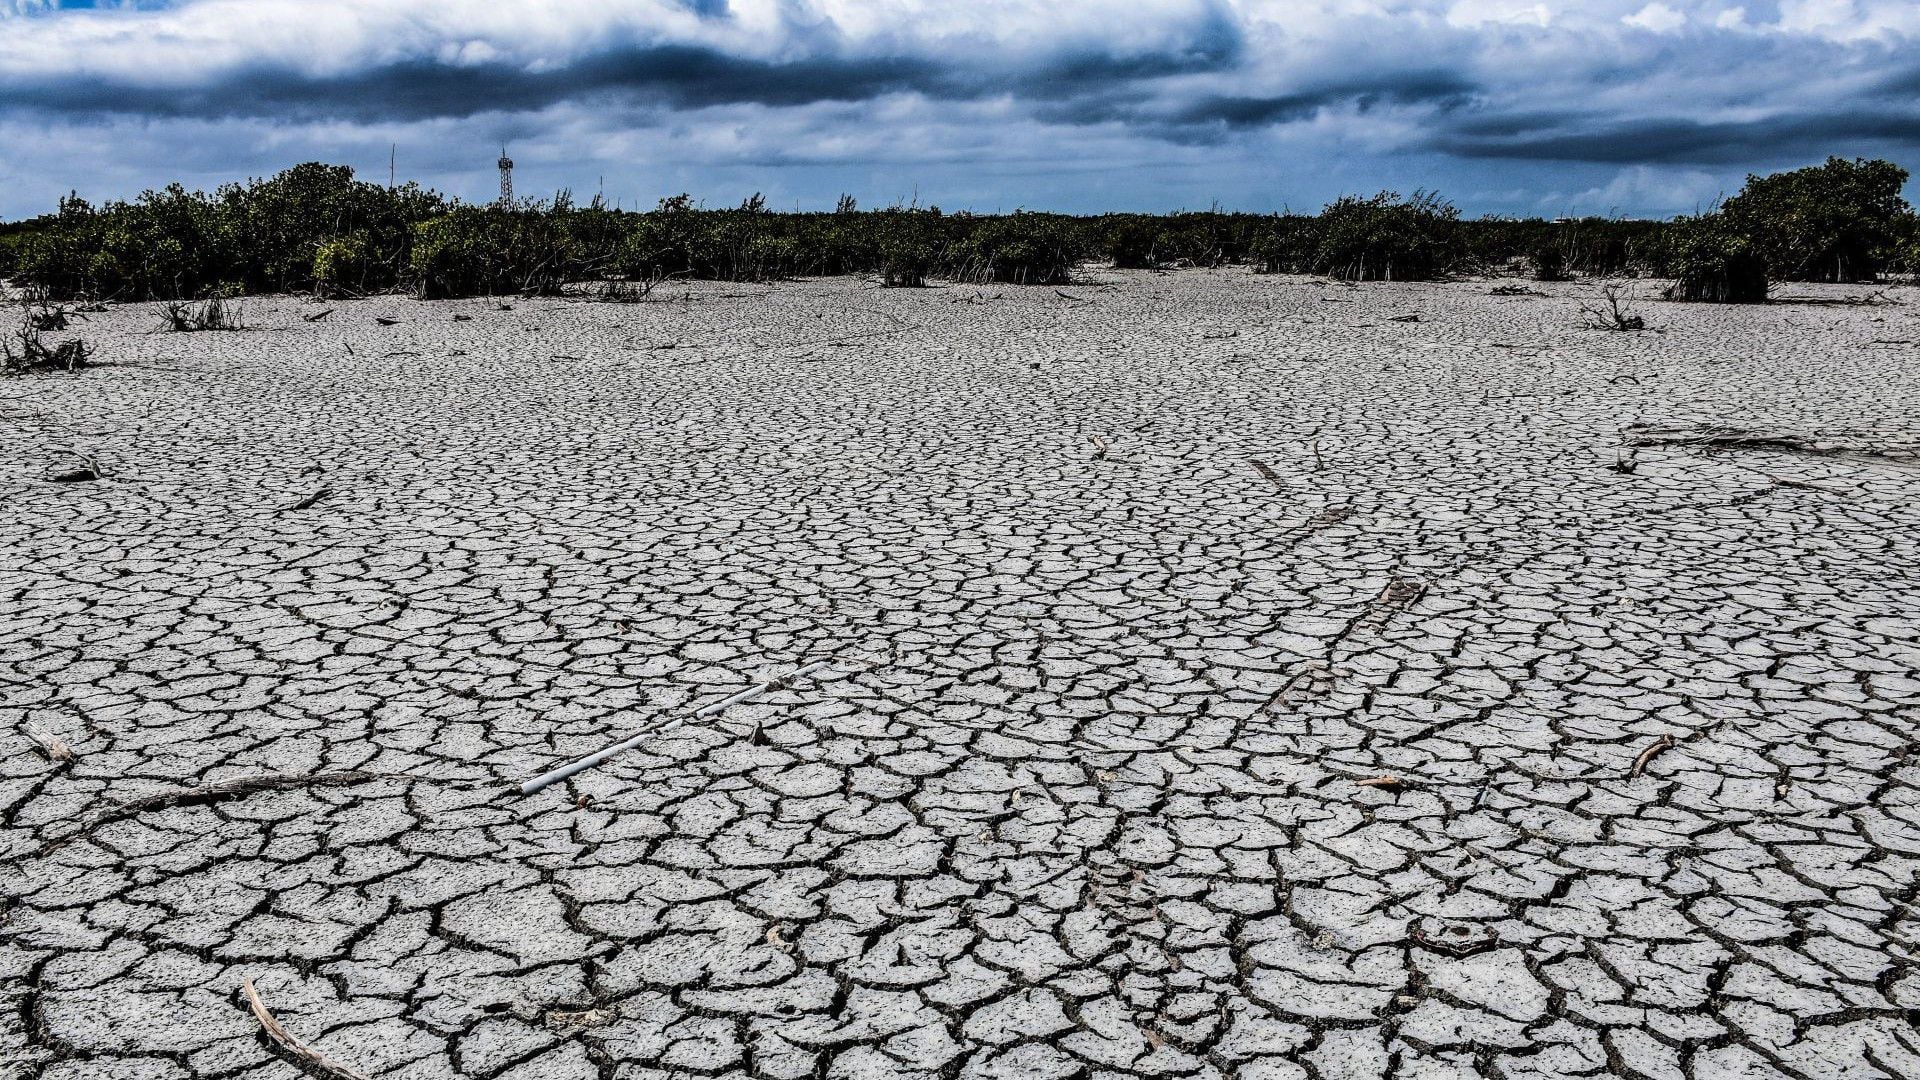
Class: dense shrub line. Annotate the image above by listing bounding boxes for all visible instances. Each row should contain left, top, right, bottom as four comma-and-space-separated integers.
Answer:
0, 157, 1911, 302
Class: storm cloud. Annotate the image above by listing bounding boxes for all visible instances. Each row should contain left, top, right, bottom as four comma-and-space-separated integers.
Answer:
0, 0, 1915, 217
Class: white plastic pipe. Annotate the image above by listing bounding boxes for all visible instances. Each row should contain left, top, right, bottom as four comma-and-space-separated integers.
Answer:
519, 660, 834, 796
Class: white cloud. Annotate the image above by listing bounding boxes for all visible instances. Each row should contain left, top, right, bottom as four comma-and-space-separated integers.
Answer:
1444, 0, 1553, 28
1622, 3, 1686, 32
1564, 163, 1725, 214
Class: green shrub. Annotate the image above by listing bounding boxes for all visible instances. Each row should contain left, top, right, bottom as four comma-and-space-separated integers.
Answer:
1530, 240, 1569, 281
408, 205, 578, 298
1250, 216, 1319, 274
8, 165, 443, 299
1310, 191, 1460, 281
313, 233, 371, 296
1720, 157, 1911, 283
1104, 216, 1161, 269
875, 209, 943, 287
1154, 213, 1241, 267
950, 212, 1079, 285
1892, 213, 1920, 276
1660, 214, 1769, 303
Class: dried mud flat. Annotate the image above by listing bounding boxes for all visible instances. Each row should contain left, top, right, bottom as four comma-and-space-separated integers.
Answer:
3, 272, 1918, 1080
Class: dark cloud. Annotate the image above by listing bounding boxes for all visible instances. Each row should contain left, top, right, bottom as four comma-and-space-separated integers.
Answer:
1173, 71, 1477, 129
1440, 110, 1920, 164
0, 46, 956, 121
0, 6, 1248, 123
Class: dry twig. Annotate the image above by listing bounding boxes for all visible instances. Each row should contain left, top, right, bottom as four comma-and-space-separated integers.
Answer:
1630, 734, 1676, 778
1578, 283, 1647, 331
1623, 423, 1918, 463
242, 978, 373, 1080
22, 722, 75, 762
283, 487, 333, 512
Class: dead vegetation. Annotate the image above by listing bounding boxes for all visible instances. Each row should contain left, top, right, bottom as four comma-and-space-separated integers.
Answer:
4, 294, 95, 375
1630, 734, 1676, 778
1624, 423, 1920, 464
587, 272, 677, 303
281, 487, 334, 512
241, 978, 373, 1080
47, 449, 102, 483
1410, 926, 1500, 957
21, 722, 75, 763
1770, 289, 1901, 307
1578, 282, 1648, 331
160, 296, 244, 332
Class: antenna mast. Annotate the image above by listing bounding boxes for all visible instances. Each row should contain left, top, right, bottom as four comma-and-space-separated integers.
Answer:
497, 147, 514, 206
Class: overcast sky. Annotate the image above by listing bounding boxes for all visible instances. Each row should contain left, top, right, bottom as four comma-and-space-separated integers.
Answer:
1, 0, 1916, 220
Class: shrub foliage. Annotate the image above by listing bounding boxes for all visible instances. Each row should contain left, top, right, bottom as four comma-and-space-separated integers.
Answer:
1719, 157, 1910, 284
2, 158, 1913, 302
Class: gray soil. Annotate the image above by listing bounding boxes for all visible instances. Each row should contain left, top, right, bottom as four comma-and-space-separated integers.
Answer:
3, 272, 1918, 1080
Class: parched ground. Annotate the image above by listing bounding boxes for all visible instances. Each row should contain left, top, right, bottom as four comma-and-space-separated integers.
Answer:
3, 271, 1918, 1080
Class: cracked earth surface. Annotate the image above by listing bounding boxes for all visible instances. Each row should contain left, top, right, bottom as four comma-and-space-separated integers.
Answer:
3, 272, 1918, 1080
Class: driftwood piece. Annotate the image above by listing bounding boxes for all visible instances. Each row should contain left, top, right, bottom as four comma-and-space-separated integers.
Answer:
282, 487, 333, 512
1630, 734, 1676, 778
1623, 424, 1918, 462
242, 978, 373, 1080
22, 722, 75, 762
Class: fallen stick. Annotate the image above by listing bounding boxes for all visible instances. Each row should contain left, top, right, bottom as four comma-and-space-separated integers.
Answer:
302, 309, 334, 323
242, 978, 373, 1080
519, 660, 836, 795
282, 487, 333, 512
22, 722, 75, 762
1630, 734, 1675, 778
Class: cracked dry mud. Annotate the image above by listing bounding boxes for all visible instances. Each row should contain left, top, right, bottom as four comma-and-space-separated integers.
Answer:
3, 272, 1918, 1080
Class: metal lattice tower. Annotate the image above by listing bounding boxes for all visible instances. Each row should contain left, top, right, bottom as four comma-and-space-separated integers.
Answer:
497, 148, 514, 206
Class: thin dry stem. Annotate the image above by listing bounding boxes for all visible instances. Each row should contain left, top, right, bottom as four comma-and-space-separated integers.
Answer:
241, 978, 373, 1080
